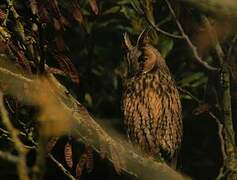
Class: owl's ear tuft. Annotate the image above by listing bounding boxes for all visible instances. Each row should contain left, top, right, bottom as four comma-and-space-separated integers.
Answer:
123, 32, 133, 51
137, 28, 150, 47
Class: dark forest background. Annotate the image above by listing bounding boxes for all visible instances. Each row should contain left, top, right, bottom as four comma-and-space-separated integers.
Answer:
0, 0, 237, 180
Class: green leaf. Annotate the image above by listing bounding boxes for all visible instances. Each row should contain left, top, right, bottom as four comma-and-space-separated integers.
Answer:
102, 6, 121, 15
158, 36, 174, 58
85, 93, 93, 107
179, 72, 207, 87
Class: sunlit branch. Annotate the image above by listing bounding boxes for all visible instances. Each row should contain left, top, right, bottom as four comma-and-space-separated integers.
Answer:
0, 65, 187, 180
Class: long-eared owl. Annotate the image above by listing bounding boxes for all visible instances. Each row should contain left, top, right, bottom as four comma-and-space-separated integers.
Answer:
121, 29, 182, 164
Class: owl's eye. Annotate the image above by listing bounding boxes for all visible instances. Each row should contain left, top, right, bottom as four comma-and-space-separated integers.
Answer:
138, 55, 148, 63
138, 56, 143, 63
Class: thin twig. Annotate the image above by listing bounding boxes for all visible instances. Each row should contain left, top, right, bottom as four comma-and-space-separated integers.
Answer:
208, 112, 226, 160
0, 92, 29, 180
0, 149, 19, 163
148, 20, 184, 39
164, 0, 218, 71
133, 0, 183, 39
48, 154, 76, 180
178, 87, 226, 161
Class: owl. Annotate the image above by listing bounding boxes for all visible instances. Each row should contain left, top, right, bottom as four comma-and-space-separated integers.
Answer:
121, 29, 182, 165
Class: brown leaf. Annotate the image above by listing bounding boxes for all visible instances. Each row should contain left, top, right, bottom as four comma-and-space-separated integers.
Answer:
8, 42, 32, 74
0, 9, 6, 20
99, 144, 107, 159
72, 3, 84, 24
53, 53, 80, 85
46, 67, 66, 76
55, 35, 65, 51
53, 18, 61, 31
88, 0, 99, 15
85, 145, 93, 171
64, 142, 73, 168
73, 10, 84, 24
75, 153, 87, 178
192, 103, 210, 115
46, 136, 59, 152
0, 41, 8, 53
59, 16, 69, 27
39, 7, 50, 23
29, 0, 38, 15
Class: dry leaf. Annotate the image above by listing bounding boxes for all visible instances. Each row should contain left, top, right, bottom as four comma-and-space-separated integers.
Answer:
75, 153, 87, 178
192, 103, 210, 115
64, 142, 73, 168
53, 18, 61, 31
46, 136, 59, 152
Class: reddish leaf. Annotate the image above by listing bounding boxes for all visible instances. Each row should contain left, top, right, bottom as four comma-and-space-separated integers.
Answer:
53, 18, 61, 31
0, 9, 6, 20
53, 53, 80, 85
99, 144, 107, 159
64, 142, 73, 168
72, 3, 84, 24
55, 35, 65, 51
8, 42, 32, 73
0, 41, 8, 53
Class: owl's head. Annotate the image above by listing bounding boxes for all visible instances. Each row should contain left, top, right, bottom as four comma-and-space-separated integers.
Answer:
123, 29, 165, 77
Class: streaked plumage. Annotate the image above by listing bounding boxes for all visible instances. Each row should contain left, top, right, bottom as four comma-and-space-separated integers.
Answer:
121, 30, 182, 163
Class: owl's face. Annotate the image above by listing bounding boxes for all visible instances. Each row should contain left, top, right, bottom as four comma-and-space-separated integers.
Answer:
123, 30, 160, 77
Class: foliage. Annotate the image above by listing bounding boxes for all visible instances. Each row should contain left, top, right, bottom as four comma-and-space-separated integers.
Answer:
0, 0, 237, 180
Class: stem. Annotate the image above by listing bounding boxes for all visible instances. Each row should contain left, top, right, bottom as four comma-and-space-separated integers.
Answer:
221, 62, 237, 178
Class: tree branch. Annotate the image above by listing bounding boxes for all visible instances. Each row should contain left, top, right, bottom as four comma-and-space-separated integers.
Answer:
133, 0, 184, 39
201, 16, 237, 179
164, 0, 218, 71
0, 64, 188, 180
48, 154, 76, 180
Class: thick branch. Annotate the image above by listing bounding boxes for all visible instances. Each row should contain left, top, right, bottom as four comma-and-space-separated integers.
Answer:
0, 64, 188, 180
